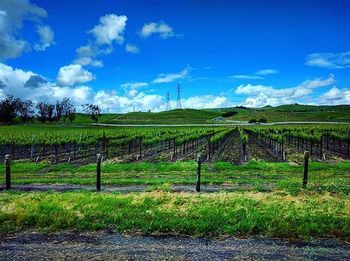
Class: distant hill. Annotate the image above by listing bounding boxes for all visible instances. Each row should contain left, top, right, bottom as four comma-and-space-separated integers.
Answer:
105, 109, 222, 124
222, 104, 350, 122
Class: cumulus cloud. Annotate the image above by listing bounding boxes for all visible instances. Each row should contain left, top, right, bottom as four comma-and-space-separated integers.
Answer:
0, 63, 93, 105
0, 63, 234, 113
34, 25, 55, 51
236, 74, 335, 107
75, 14, 127, 67
305, 52, 350, 69
125, 43, 140, 53
139, 21, 176, 39
0, 0, 53, 60
88, 14, 127, 45
318, 86, 350, 105
57, 64, 95, 86
152, 67, 189, 84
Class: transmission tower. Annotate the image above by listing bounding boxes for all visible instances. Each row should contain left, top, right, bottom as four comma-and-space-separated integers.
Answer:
166, 91, 170, 111
176, 84, 182, 109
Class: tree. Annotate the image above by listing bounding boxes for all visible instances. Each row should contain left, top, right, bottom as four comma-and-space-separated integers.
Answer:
258, 118, 267, 123
83, 104, 101, 123
68, 107, 76, 123
36, 102, 49, 123
47, 104, 55, 122
61, 98, 75, 123
0, 95, 19, 124
17, 100, 34, 123
55, 100, 64, 123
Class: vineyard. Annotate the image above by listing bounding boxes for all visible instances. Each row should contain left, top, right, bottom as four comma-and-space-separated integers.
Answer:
0, 124, 349, 165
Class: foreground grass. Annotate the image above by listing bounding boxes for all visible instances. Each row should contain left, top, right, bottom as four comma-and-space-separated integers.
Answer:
0, 191, 349, 241
1, 161, 350, 195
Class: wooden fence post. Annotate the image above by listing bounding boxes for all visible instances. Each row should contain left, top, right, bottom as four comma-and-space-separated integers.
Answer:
96, 153, 101, 191
302, 151, 309, 188
5, 154, 11, 190
139, 137, 142, 159
196, 153, 201, 192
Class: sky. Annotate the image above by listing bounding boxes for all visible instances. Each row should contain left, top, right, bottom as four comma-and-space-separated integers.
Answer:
0, 0, 350, 112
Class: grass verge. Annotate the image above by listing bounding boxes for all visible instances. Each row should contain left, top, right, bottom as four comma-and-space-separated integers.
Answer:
0, 191, 349, 241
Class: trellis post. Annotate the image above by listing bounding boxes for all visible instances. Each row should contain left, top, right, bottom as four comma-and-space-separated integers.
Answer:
5, 154, 11, 190
96, 153, 101, 191
302, 151, 309, 188
196, 153, 201, 192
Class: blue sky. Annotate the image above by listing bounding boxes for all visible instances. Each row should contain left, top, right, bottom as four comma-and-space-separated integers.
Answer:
1, 0, 350, 112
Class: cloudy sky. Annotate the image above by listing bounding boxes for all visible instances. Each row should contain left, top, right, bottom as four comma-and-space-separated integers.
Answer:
1, 0, 350, 112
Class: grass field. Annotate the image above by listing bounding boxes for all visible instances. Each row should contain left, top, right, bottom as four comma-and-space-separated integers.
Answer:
1, 190, 349, 240
0, 160, 349, 240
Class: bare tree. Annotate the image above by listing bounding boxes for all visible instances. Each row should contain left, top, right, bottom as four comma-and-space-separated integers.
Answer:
36, 102, 49, 123
47, 104, 55, 123
61, 98, 75, 123
17, 100, 34, 123
83, 104, 101, 123
55, 100, 64, 123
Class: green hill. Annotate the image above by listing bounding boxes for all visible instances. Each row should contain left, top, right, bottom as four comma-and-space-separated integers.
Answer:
224, 104, 350, 122
106, 109, 222, 124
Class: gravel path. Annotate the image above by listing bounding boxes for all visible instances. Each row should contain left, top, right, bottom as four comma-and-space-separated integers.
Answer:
0, 232, 349, 260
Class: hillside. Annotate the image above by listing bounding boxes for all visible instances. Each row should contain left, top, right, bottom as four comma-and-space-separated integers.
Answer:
105, 109, 222, 124
224, 104, 350, 122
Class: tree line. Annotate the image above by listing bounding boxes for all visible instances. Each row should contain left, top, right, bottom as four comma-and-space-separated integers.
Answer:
0, 95, 102, 124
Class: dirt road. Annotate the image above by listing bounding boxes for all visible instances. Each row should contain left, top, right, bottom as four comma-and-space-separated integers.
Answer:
1, 232, 349, 260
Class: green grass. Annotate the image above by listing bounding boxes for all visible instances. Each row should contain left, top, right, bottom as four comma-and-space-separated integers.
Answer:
1, 160, 349, 195
0, 191, 349, 240
106, 108, 222, 124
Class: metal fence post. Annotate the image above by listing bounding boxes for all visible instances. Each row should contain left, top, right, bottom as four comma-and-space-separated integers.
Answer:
96, 154, 101, 191
5, 154, 11, 190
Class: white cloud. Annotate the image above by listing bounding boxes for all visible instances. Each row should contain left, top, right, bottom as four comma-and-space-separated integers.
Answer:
57, 64, 95, 86
0, 63, 93, 105
230, 75, 263, 80
75, 14, 127, 67
34, 25, 55, 51
0, 0, 53, 60
88, 14, 127, 45
318, 87, 350, 105
125, 43, 140, 53
230, 69, 278, 80
121, 82, 149, 89
305, 52, 350, 69
152, 67, 189, 84
255, 69, 279, 75
139, 21, 176, 39
181, 95, 231, 109
236, 74, 335, 107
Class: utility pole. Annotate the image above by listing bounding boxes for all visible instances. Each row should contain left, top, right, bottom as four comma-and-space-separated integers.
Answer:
166, 91, 170, 111
176, 84, 182, 109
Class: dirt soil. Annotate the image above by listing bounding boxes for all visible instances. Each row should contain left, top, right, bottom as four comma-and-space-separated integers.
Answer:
0, 231, 349, 260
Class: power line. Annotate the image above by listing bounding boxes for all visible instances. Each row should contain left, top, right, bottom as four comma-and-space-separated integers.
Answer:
176, 84, 182, 109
